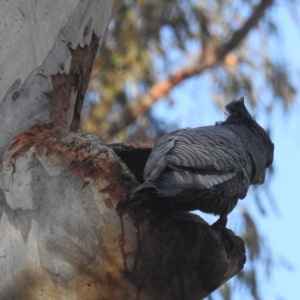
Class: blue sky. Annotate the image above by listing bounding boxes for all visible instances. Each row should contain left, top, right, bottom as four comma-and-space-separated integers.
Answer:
150, 3, 300, 299
257, 102, 300, 300
152, 88, 300, 300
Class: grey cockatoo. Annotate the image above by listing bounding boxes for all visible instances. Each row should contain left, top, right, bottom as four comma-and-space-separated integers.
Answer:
131, 98, 274, 227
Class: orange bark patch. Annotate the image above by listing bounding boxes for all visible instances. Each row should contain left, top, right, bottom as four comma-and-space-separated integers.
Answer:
44, 32, 100, 132
104, 198, 114, 209
8, 123, 135, 204
8, 123, 58, 159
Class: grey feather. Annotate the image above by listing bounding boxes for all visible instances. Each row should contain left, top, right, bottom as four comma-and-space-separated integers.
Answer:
131, 98, 274, 225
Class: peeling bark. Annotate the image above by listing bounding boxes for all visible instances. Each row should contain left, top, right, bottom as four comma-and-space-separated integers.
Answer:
45, 31, 100, 132
0, 1, 246, 299
0, 131, 245, 299
0, 0, 117, 157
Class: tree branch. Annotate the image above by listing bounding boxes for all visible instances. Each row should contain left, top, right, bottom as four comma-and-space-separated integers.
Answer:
1, 131, 246, 299
103, 0, 274, 141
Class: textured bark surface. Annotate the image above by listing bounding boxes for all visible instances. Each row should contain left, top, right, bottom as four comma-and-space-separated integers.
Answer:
0, 130, 245, 299
0, 1, 246, 299
0, 0, 121, 158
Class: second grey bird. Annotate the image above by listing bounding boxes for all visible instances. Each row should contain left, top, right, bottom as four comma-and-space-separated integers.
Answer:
131, 98, 274, 227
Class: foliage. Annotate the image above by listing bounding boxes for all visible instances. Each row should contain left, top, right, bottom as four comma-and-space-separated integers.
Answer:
81, 0, 297, 299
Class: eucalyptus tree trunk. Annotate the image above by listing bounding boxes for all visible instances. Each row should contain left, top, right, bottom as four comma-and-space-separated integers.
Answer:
0, 1, 245, 299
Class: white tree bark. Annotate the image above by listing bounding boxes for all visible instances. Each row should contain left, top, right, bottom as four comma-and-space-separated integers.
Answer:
0, 0, 121, 156
0, 1, 245, 299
